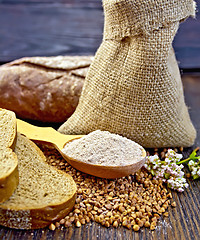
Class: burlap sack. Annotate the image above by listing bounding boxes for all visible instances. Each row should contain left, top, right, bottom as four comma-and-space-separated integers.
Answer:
59, 0, 196, 148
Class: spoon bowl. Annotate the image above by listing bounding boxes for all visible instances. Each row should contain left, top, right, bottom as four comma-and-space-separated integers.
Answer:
17, 119, 146, 178
62, 146, 146, 179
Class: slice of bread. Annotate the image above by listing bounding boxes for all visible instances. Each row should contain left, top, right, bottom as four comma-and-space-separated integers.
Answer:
0, 108, 18, 203
0, 133, 77, 229
0, 108, 17, 149
0, 148, 19, 203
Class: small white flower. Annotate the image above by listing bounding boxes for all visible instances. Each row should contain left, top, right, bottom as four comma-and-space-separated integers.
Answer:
188, 160, 195, 166
167, 179, 173, 184
167, 149, 174, 155
179, 164, 184, 169
176, 153, 183, 160
191, 169, 197, 175
177, 188, 184, 192
179, 171, 185, 177
165, 158, 171, 163
184, 183, 189, 188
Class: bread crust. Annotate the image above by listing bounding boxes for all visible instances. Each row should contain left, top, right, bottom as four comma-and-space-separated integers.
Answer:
30, 192, 77, 229
0, 163, 19, 203
0, 56, 92, 122
0, 186, 76, 229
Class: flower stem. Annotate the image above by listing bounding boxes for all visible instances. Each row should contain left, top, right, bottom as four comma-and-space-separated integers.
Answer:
177, 147, 200, 165
177, 157, 190, 165
194, 147, 200, 152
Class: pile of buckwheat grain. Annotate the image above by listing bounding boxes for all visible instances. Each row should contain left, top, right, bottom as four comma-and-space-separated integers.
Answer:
37, 143, 178, 232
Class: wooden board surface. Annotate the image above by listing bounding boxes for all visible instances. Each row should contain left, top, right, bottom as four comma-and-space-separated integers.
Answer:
0, 0, 200, 68
0, 1, 200, 239
0, 73, 200, 239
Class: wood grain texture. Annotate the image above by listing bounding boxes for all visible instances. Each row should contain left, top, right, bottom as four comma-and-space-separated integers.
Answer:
0, 74, 199, 240
0, 0, 199, 238
0, 2, 103, 62
0, 0, 200, 68
173, 12, 200, 69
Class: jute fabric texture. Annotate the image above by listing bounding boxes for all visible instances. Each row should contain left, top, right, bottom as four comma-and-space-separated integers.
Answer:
59, 0, 196, 148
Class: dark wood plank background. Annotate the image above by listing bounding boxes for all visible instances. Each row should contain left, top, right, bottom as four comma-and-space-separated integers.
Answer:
0, 0, 200, 239
0, 0, 200, 69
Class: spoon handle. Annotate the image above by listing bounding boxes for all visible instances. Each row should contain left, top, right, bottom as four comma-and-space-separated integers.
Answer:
16, 119, 82, 150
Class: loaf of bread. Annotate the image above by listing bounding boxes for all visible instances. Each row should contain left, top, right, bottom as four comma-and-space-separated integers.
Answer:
0, 56, 93, 122
0, 108, 19, 203
0, 133, 77, 229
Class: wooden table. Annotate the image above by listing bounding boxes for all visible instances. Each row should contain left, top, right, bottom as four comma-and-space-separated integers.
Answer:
0, 73, 199, 240
0, 1, 200, 239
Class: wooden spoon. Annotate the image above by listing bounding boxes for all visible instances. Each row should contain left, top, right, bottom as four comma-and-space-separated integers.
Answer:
17, 119, 146, 179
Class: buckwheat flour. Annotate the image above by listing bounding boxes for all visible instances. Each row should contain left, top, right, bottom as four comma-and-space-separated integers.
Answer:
58, 0, 196, 148
62, 130, 143, 166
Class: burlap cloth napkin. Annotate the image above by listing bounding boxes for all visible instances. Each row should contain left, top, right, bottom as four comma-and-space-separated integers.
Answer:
59, 0, 196, 148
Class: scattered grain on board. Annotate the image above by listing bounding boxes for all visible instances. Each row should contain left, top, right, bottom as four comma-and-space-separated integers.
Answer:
37, 143, 180, 232
49, 223, 56, 231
